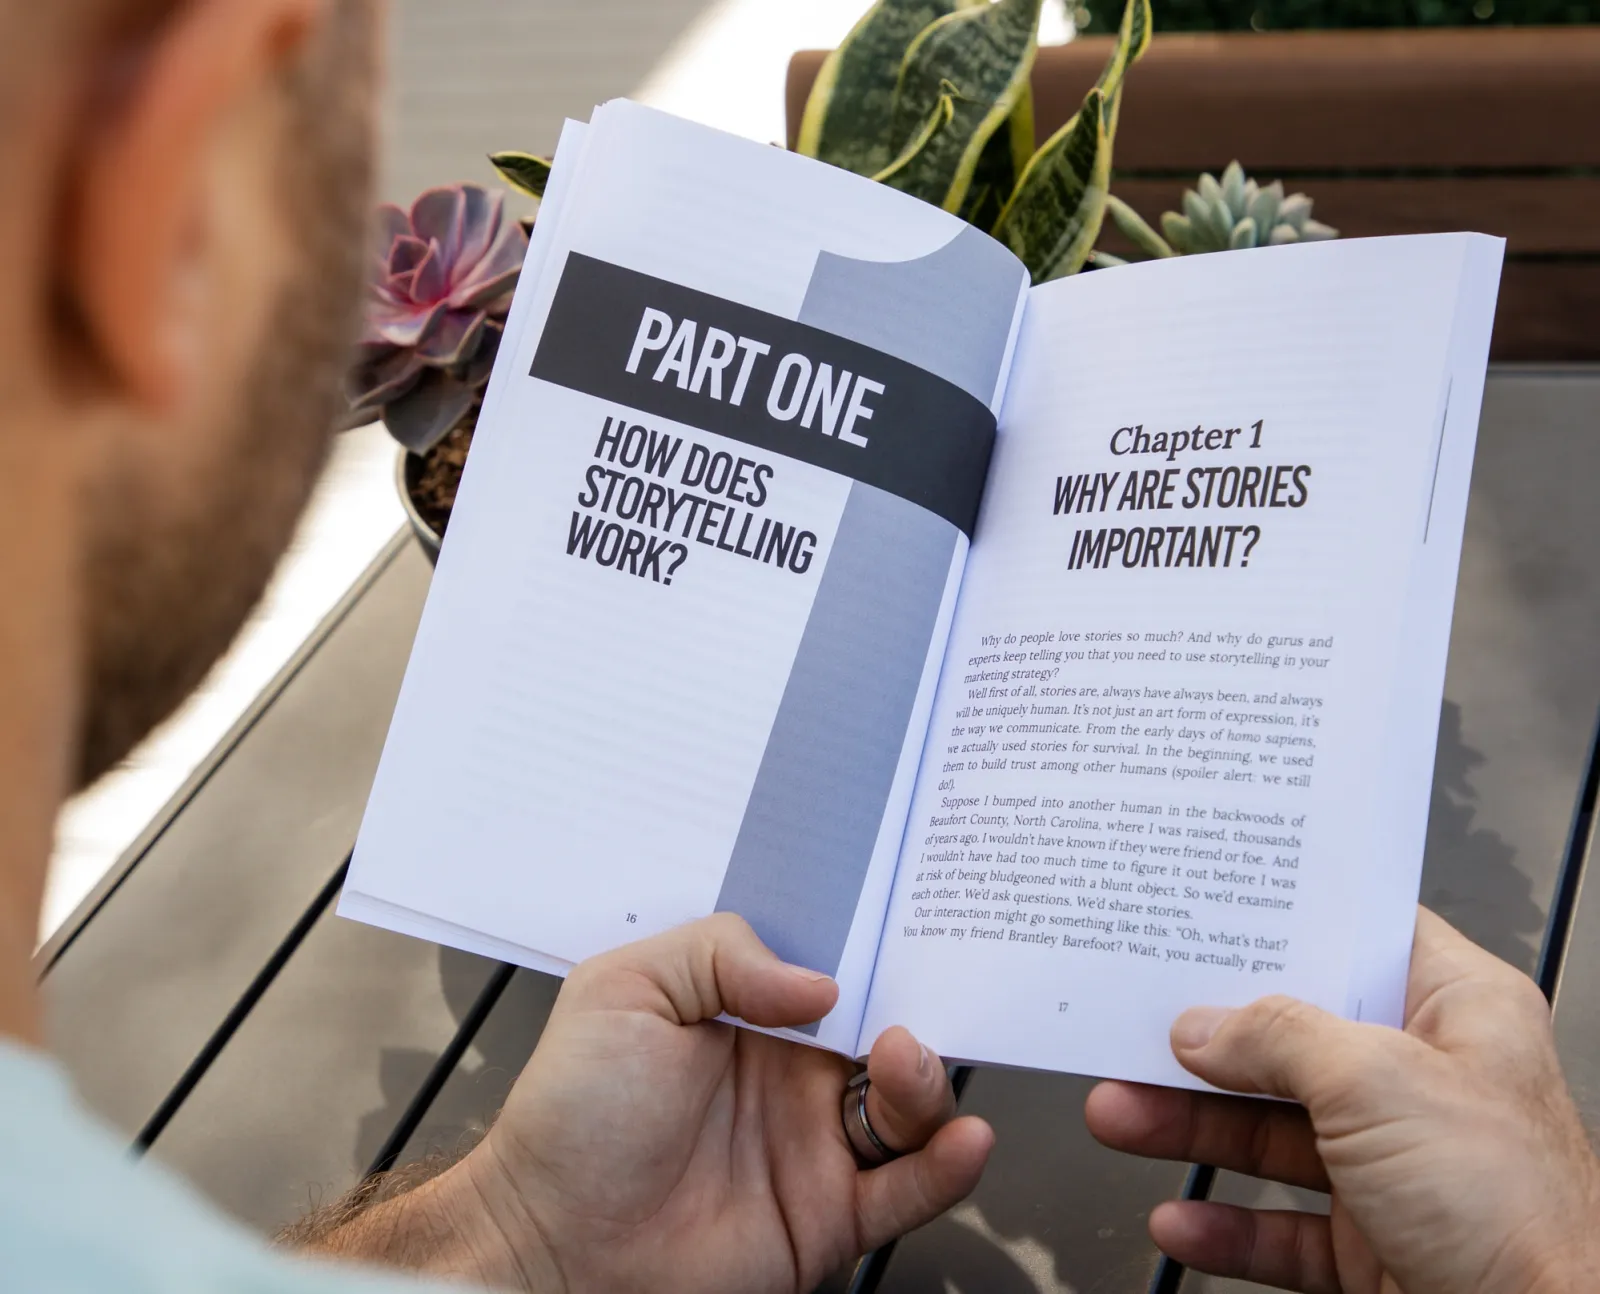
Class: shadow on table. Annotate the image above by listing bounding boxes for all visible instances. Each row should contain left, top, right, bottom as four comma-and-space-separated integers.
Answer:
1422, 700, 1542, 974
877, 1069, 1180, 1294
355, 951, 560, 1174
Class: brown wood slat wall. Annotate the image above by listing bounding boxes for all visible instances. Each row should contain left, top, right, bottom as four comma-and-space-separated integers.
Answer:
786, 27, 1600, 361
1025, 30, 1600, 172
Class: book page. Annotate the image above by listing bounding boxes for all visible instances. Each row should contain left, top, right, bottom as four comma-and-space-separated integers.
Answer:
863, 234, 1500, 1082
343, 103, 1028, 1051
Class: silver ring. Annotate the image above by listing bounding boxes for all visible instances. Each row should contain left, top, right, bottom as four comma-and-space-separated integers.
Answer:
842, 1071, 899, 1167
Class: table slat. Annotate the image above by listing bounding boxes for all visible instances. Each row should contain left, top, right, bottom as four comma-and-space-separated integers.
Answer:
874, 1070, 1186, 1294
146, 903, 499, 1233
391, 967, 562, 1170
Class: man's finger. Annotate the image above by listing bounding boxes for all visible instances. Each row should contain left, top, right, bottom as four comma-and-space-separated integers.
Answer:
1404, 908, 1553, 1057
864, 1027, 957, 1153
853, 1117, 994, 1253
1169, 996, 1423, 1108
1406, 906, 1526, 1014
560, 913, 839, 1029
1084, 1081, 1330, 1192
1148, 1201, 1339, 1294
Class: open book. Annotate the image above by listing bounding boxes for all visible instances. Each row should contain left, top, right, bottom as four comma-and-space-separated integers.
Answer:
343, 101, 1504, 1090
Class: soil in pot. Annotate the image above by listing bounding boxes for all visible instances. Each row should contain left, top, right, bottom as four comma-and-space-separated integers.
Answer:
410, 420, 474, 538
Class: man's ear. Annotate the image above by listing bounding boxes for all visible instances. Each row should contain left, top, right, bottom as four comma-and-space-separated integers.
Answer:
67, 0, 328, 413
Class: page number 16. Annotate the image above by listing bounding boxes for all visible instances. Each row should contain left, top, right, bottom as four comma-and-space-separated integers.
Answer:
625, 913, 638, 924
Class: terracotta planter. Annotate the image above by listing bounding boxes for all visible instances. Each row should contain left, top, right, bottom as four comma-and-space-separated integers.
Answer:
787, 26, 1600, 361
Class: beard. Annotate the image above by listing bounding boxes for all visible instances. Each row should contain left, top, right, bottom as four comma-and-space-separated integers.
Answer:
74, 0, 379, 787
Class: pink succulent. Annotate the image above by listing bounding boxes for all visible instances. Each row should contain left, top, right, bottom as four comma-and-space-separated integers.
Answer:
346, 184, 529, 452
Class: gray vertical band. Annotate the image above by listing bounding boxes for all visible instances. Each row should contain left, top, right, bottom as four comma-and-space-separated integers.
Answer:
715, 484, 957, 999
712, 225, 1008, 1016
802, 224, 1025, 406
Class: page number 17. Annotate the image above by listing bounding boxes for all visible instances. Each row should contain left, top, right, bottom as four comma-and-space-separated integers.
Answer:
1057, 1001, 1070, 1013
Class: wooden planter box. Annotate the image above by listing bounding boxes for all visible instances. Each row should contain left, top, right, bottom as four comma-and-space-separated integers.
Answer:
787, 28, 1600, 362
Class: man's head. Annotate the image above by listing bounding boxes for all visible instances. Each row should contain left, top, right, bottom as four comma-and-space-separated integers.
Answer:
1, 0, 380, 785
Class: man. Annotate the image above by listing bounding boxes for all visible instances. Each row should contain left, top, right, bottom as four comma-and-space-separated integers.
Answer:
0, 1, 1595, 1292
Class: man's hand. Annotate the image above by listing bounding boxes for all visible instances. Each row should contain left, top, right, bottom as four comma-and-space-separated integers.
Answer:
1085, 908, 1600, 1293
391, 914, 990, 1293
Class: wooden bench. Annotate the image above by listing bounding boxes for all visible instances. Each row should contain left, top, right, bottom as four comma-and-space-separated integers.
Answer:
787, 27, 1600, 361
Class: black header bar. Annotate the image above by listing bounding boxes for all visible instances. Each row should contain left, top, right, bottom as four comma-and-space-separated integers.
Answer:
529, 253, 995, 537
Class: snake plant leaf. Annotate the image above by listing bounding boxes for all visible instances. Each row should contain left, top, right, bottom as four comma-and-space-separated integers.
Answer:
872, 81, 959, 184
958, 87, 1035, 228
879, 0, 1044, 213
1106, 193, 1174, 258
992, 85, 1111, 283
1095, 0, 1153, 137
489, 151, 552, 199
796, 0, 975, 176
1047, 0, 1151, 275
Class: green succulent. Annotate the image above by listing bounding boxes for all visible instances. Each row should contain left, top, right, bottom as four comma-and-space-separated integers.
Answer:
1094, 161, 1338, 266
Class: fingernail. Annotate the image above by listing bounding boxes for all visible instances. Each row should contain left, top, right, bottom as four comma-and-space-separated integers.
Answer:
918, 1043, 935, 1076
1172, 1006, 1232, 1050
785, 962, 832, 983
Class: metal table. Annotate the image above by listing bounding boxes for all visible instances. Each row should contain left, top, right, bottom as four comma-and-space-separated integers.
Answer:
38, 367, 1600, 1293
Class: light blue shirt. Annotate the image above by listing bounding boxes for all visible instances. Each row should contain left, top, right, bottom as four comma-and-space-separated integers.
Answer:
0, 1040, 477, 1292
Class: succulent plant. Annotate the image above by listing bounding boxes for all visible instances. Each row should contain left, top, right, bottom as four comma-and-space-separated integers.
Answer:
1094, 161, 1338, 266
797, 0, 1153, 284
346, 184, 529, 453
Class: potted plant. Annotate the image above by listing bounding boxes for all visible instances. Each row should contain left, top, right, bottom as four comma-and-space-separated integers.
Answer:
795, 0, 1154, 282
1091, 159, 1337, 266
345, 159, 550, 558
351, 0, 1166, 554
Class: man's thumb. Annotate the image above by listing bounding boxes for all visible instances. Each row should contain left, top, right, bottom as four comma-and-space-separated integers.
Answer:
1170, 995, 1398, 1105
562, 912, 839, 1030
